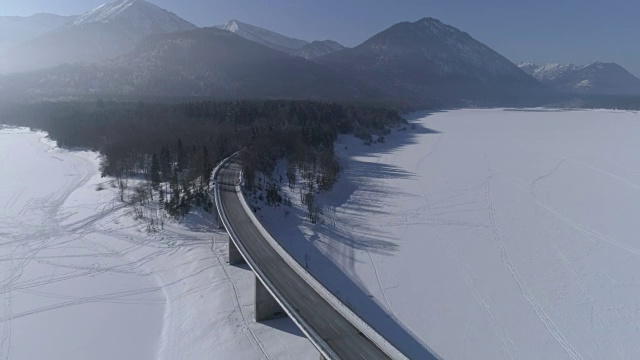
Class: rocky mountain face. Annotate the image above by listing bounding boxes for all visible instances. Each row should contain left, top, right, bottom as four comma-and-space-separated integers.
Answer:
317, 18, 547, 107
519, 62, 640, 95
0, 0, 196, 74
0, 27, 379, 101
0, 13, 75, 54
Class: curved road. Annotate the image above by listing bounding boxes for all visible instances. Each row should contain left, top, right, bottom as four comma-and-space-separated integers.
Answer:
216, 159, 394, 360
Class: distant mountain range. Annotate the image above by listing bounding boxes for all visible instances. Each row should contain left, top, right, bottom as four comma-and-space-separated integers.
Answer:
519, 62, 640, 95
1, 0, 637, 107
218, 19, 345, 59
0, 4, 547, 107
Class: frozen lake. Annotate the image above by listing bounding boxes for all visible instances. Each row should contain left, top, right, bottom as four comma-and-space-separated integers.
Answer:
260, 108, 640, 360
0, 128, 164, 359
0, 128, 315, 359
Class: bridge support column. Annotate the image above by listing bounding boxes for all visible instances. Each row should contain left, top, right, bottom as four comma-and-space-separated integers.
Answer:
255, 275, 287, 322
216, 210, 223, 230
228, 236, 245, 265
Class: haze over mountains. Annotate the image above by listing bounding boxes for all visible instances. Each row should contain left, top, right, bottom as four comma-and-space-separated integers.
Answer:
0, 13, 75, 54
0, 0, 638, 107
0, 27, 376, 101
0, 0, 196, 74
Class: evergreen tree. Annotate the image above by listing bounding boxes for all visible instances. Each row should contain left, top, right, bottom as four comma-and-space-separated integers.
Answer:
176, 138, 186, 173
159, 145, 172, 182
150, 152, 161, 190
202, 145, 211, 190
168, 168, 180, 216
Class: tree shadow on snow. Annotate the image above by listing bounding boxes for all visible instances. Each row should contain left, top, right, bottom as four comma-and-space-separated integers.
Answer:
258, 115, 442, 359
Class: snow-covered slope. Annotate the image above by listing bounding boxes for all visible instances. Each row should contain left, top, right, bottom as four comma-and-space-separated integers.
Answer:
531, 63, 585, 82
255, 108, 640, 360
516, 61, 538, 76
518, 62, 586, 82
518, 62, 640, 95
0, 13, 74, 53
0, 0, 196, 74
220, 19, 309, 53
557, 62, 640, 94
71, 0, 196, 39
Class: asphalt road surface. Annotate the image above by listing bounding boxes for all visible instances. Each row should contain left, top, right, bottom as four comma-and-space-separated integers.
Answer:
216, 159, 395, 360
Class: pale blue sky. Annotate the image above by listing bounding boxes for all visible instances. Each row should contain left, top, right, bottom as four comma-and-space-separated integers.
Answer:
1, 0, 638, 76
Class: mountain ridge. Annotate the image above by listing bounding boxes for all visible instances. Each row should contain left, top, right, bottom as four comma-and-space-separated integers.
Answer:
0, 27, 380, 102
218, 19, 346, 59
219, 19, 309, 53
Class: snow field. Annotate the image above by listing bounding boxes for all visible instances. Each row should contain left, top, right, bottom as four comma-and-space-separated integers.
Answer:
256, 108, 640, 360
0, 128, 315, 360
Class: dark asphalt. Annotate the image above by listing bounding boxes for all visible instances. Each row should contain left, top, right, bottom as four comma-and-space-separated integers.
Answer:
216, 159, 394, 360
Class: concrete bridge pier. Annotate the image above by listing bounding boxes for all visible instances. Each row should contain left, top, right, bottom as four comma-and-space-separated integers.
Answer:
228, 236, 245, 265
215, 208, 224, 230
255, 275, 287, 322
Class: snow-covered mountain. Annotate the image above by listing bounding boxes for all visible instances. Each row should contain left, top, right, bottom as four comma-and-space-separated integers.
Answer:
219, 20, 309, 53
318, 17, 547, 106
519, 62, 640, 95
517, 62, 538, 76
0, 13, 75, 54
0, 0, 196, 74
294, 40, 345, 59
218, 20, 345, 59
517, 62, 586, 82
70, 0, 195, 39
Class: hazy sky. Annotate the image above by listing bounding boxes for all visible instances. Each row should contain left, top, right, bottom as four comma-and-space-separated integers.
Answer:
1, 0, 639, 76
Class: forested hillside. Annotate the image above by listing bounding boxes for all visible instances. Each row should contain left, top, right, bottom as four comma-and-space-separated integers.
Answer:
1, 100, 404, 216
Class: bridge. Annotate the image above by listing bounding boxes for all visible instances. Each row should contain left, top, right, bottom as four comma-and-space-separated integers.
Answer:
213, 155, 412, 360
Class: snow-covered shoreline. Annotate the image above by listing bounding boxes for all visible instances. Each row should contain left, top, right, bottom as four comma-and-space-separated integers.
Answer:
0, 127, 315, 359
255, 108, 640, 360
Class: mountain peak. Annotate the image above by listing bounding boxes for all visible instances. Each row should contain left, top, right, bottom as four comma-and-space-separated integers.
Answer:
71, 0, 195, 34
318, 17, 545, 106
415, 17, 443, 25
224, 19, 244, 33
406, 17, 458, 35
73, 0, 141, 25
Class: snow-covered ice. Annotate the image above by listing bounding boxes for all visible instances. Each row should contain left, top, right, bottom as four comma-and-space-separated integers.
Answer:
0, 127, 315, 359
256, 108, 640, 360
